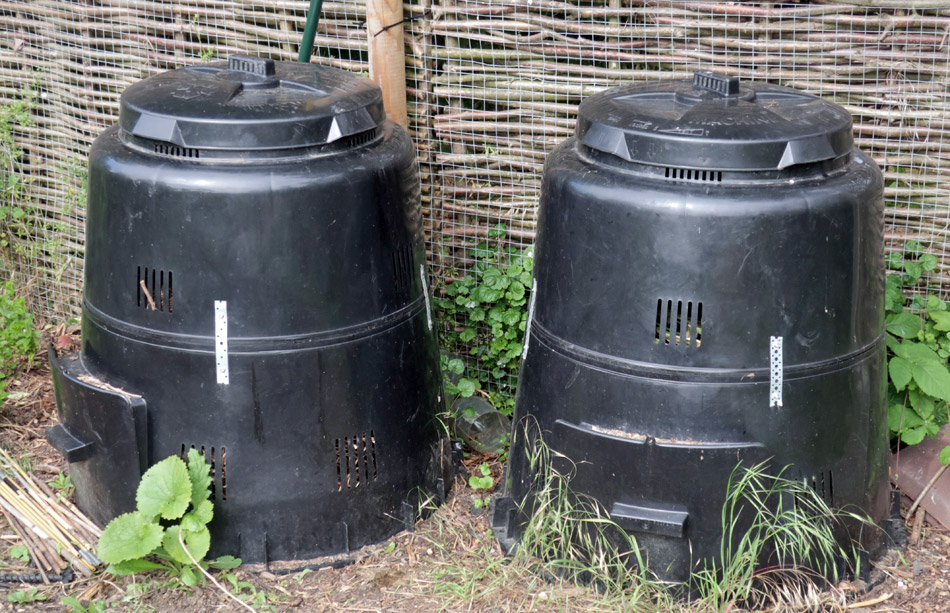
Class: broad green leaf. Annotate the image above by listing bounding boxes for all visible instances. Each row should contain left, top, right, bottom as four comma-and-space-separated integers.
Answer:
887, 403, 906, 433
136, 456, 192, 521
505, 281, 525, 301
179, 564, 199, 587
889, 357, 912, 391
482, 268, 508, 291
469, 307, 486, 322
910, 360, 950, 402
886, 313, 921, 338
186, 449, 213, 508
940, 445, 950, 466
456, 378, 477, 398
920, 253, 938, 271
901, 426, 927, 446
459, 328, 477, 343
98, 512, 164, 564
905, 261, 923, 280
930, 311, 950, 332
446, 358, 464, 375
187, 500, 214, 526
163, 525, 211, 566
209, 555, 242, 570
474, 285, 503, 303
107, 558, 170, 575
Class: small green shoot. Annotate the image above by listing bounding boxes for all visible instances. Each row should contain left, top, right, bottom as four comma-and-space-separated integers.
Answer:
7, 543, 30, 563
7, 587, 47, 604
49, 471, 75, 500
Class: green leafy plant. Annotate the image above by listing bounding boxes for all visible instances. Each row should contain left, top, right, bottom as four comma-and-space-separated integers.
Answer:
884, 246, 950, 461
8, 543, 30, 563
61, 596, 107, 613
50, 471, 75, 501
468, 462, 494, 509
97, 449, 241, 586
435, 224, 533, 417
0, 83, 35, 252
7, 587, 47, 604
0, 279, 39, 404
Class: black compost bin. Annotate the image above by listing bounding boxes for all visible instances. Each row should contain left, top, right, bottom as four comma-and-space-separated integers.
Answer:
47, 55, 448, 562
493, 72, 889, 581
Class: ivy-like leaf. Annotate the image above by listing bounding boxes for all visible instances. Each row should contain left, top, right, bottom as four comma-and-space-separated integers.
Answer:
456, 378, 477, 398
98, 512, 164, 564
889, 357, 912, 391
930, 311, 950, 332
482, 268, 509, 291
886, 313, 921, 338
163, 525, 211, 566
186, 449, 213, 509
136, 456, 192, 521
920, 253, 938, 271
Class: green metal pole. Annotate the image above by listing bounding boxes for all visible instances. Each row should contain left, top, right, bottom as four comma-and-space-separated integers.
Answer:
298, 0, 325, 62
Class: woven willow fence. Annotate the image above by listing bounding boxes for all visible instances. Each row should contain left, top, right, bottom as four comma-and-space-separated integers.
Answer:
1, 0, 949, 323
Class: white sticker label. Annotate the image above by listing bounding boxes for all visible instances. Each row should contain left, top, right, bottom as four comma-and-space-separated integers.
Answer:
769, 336, 783, 408
521, 279, 538, 360
420, 264, 432, 331
215, 300, 229, 385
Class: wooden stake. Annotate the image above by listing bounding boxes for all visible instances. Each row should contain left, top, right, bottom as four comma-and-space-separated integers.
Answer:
366, 0, 409, 130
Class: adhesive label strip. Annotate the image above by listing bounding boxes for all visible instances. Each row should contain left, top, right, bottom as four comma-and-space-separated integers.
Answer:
215, 300, 229, 385
420, 264, 433, 331
769, 335, 783, 408
522, 279, 538, 360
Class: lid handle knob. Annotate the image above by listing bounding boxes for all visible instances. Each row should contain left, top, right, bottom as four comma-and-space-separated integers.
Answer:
692, 71, 740, 97
228, 55, 276, 78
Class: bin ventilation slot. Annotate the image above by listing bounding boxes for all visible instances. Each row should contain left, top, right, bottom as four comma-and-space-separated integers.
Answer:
392, 246, 414, 291
342, 128, 380, 149
137, 267, 173, 312
180, 444, 227, 501
791, 470, 834, 506
663, 167, 722, 183
655, 299, 702, 347
336, 430, 378, 491
154, 143, 200, 159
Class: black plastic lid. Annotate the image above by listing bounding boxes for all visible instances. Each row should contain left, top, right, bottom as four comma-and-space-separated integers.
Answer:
119, 55, 385, 150
576, 71, 854, 171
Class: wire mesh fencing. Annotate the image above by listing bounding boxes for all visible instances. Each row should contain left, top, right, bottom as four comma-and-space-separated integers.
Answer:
1, 2, 948, 388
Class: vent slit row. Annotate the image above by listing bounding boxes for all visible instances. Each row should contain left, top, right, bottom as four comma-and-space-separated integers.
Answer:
654, 298, 662, 344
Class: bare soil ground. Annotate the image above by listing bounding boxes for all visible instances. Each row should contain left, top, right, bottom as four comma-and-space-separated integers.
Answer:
0, 350, 948, 612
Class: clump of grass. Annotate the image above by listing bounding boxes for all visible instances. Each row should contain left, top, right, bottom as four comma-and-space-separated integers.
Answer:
513, 422, 674, 610
691, 461, 876, 611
